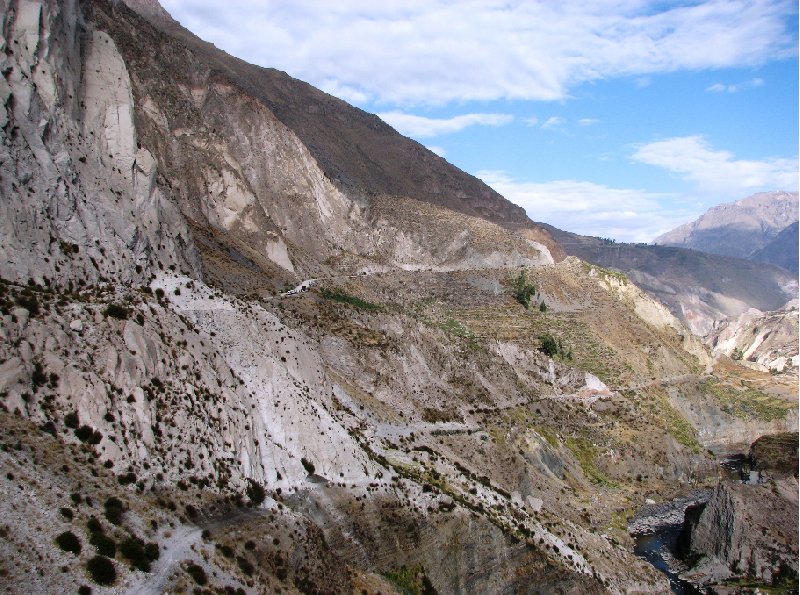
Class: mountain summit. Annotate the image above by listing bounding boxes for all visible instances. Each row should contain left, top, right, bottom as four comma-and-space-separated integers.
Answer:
653, 191, 799, 273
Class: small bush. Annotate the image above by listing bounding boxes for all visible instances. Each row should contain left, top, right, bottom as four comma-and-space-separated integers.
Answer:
300, 458, 315, 475
186, 563, 207, 585
15, 294, 39, 316
64, 411, 79, 429
246, 479, 266, 505
86, 555, 116, 586
538, 333, 558, 357
236, 555, 254, 576
55, 531, 81, 554
31, 361, 47, 391
119, 536, 154, 572
59, 507, 74, 520
89, 532, 116, 558
104, 304, 129, 320
78, 586, 92, 595
103, 497, 125, 525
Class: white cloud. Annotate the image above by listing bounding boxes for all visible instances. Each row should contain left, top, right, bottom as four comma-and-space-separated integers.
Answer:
476, 170, 695, 243
705, 77, 765, 93
426, 145, 447, 157
578, 118, 600, 126
632, 135, 798, 193
377, 112, 513, 138
541, 116, 565, 130
161, 0, 797, 106
524, 116, 539, 127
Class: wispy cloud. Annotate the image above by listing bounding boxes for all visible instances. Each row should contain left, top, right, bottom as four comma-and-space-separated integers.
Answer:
540, 116, 565, 130
377, 112, 513, 138
578, 118, 600, 126
162, 0, 797, 106
524, 116, 539, 127
706, 77, 765, 93
632, 135, 798, 193
476, 170, 694, 243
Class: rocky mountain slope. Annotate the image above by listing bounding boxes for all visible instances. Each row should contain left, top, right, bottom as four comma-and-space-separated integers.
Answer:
0, 1, 796, 594
751, 220, 799, 274
540, 224, 797, 337
654, 191, 799, 273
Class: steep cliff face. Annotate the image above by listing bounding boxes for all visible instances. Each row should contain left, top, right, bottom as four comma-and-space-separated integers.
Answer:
680, 468, 798, 588
0, 0, 199, 287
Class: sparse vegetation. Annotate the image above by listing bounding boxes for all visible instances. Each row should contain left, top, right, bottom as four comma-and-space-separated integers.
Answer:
702, 378, 795, 422
565, 436, 616, 486
301, 457, 316, 475
384, 564, 437, 595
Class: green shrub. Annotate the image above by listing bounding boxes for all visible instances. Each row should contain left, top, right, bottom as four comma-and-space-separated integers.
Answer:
512, 270, 536, 309
86, 555, 116, 585
538, 333, 558, 357
300, 457, 315, 475
319, 288, 381, 311
186, 563, 207, 585
55, 531, 81, 554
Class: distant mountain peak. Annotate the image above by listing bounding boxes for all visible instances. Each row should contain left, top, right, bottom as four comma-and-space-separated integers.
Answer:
653, 191, 799, 271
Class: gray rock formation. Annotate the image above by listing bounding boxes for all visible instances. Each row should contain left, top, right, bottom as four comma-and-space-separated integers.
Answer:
680, 473, 798, 588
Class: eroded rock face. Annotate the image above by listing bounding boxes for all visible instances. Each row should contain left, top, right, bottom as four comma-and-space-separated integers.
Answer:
707, 300, 799, 373
681, 478, 798, 587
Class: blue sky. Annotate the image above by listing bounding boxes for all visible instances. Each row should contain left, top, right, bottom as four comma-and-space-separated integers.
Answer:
160, 0, 798, 242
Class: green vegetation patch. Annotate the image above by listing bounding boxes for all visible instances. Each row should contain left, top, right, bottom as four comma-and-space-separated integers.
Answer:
702, 379, 795, 422
564, 436, 616, 487
384, 564, 437, 595
438, 317, 475, 339
319, 288, 382, 311
511, 269, 537, 309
